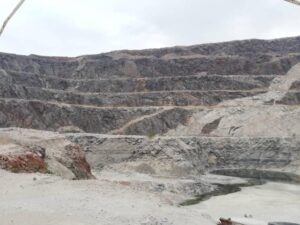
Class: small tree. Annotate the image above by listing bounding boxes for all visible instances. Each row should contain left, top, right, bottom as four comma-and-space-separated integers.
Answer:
0, 0, 26, 37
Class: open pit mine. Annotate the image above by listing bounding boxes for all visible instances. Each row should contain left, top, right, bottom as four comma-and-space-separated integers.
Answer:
1, 36, 300, 225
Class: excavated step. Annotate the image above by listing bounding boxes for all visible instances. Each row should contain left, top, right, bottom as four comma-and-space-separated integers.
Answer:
0, 84, 266, 107
277, 91, 300, 105
110, 107, 192, 135
66, 133, 300, 173
290, 80, 300, 90
0, 98, 164, 133
1, 36, 300, 79
1, 70, 276, 93
1, 37, 300, 135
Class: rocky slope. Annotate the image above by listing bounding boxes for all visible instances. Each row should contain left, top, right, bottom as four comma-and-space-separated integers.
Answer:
167, 63, 300, 138
1, 36, 300, 134
68, 133, 300, 177
1, 37, 300, 208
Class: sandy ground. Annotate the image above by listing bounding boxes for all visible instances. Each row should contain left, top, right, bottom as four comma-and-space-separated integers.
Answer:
194, 182, 300, 224
1, 169, 300, 225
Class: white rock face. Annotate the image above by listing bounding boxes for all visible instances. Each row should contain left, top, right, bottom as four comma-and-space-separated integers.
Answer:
167, 63, 300, 138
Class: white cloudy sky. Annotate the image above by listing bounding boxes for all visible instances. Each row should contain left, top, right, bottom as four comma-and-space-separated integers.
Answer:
0, 0, 300, 56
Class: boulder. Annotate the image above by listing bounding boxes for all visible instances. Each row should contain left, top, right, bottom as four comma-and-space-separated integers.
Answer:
0, 128, 94, 179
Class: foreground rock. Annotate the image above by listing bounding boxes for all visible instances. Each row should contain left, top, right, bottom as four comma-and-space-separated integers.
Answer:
0, 128, 94, 179
0, 146, 47, 173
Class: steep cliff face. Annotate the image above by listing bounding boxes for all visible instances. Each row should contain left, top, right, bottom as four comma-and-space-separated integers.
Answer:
1, 36, 300, 78
68, 133, 300, 178
1, 36, 300, 134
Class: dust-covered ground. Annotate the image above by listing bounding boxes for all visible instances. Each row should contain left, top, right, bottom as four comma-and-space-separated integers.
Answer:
1, 169, 300, 225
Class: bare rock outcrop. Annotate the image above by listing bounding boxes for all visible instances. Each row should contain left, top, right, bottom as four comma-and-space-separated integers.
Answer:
67, 134, 300, 178
167, 63, 300, 138
0, 128, 94, 179
0, 146, 47, 173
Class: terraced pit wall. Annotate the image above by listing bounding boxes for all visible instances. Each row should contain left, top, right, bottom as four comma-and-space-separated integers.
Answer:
1, 37, 300, 134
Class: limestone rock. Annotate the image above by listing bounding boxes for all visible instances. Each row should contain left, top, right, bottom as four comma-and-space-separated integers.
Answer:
0, 147, 47, 173
0, 128, 94, 179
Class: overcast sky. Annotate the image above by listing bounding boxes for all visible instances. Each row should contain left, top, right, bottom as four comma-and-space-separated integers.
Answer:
0, 0, 300, 56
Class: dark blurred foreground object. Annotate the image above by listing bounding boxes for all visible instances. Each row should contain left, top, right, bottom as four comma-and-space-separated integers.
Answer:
218, 218, 244, 225
218, 219, 300, 225
269, 223, 300, 225
0, 0, 26, 37
284, 0, 300, 6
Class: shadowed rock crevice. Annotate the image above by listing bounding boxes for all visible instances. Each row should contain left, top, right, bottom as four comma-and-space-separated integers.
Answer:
61, 144, 95, 180
201, 117, 222, 134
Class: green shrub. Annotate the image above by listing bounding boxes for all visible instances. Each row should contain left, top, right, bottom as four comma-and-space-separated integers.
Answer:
146, 129, 157, 139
